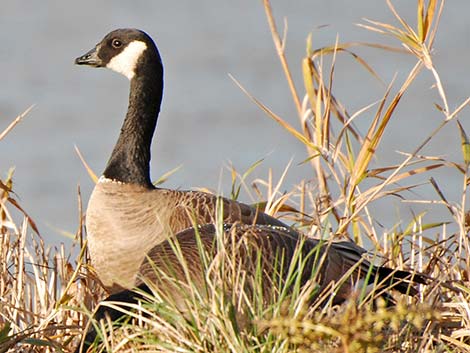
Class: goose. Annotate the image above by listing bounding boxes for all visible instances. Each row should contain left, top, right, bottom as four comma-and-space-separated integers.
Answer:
73, 29, 427, 352
75, 223, 426, 352
75, 28, 286, 294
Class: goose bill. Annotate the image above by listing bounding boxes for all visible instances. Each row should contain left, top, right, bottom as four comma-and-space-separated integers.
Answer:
75, 46, 102, 67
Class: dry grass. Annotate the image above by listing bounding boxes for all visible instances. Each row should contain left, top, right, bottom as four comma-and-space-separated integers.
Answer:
1, 0, 470, 352
0, 125, 104, 352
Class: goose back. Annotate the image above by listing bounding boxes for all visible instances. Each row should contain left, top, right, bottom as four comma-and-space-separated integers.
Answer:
138, 223, 424, 308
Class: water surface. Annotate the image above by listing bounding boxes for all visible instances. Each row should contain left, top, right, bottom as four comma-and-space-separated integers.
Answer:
0, 1, 469, 246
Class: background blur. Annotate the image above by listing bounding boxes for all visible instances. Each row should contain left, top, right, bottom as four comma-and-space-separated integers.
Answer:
0, 1, 469, 246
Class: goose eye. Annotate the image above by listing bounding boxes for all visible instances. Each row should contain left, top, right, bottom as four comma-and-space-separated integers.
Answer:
112, 39, 122, 48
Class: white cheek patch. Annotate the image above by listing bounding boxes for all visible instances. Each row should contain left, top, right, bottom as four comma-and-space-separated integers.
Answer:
106, 41, 147, 80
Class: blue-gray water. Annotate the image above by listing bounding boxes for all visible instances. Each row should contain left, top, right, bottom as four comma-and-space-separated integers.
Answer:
0, 1, 469, 246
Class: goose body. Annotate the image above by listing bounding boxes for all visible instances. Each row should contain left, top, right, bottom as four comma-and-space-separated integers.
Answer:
75, 29, 285, 293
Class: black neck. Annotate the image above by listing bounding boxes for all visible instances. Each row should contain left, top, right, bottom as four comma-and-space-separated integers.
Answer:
103, 57, 163, 187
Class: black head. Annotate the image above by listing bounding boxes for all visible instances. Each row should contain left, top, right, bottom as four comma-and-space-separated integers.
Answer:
75, 28, 162, 80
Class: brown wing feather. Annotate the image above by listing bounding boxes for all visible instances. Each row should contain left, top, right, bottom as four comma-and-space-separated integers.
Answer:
138, 223, 424, 307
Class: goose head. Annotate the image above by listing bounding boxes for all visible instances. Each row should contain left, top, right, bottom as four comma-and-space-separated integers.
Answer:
75, 28, 162, 80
